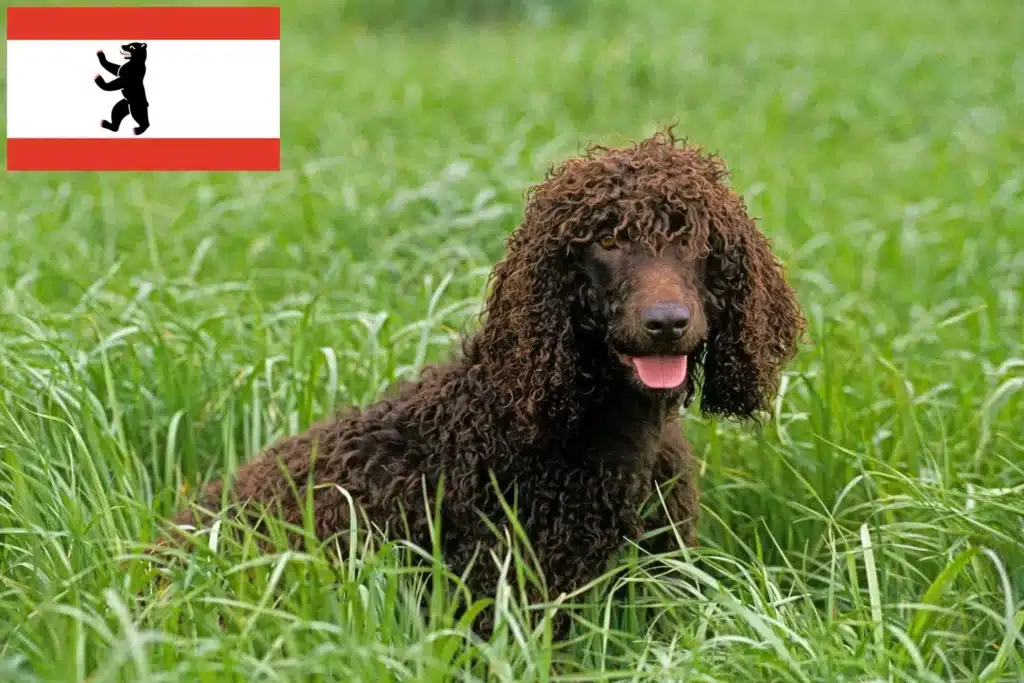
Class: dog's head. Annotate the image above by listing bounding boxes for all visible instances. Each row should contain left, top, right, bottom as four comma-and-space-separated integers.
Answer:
475, 129, 805, 439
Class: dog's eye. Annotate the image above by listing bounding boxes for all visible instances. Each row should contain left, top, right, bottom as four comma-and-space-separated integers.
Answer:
597, 234, 617, 250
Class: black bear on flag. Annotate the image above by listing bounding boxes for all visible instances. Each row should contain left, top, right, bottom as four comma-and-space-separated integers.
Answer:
95, 42, 150, 135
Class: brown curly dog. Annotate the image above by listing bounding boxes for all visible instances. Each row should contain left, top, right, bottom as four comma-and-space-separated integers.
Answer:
164, 129, 806, 638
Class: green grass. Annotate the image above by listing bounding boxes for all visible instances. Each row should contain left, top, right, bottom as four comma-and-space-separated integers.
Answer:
2, 0, 1023, 679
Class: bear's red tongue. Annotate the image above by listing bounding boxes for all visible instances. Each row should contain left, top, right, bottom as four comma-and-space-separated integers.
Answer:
630, 355, 688, 389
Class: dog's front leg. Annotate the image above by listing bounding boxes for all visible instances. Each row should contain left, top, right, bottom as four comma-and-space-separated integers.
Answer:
454, 532, 587, 641
638, 425, 700, 554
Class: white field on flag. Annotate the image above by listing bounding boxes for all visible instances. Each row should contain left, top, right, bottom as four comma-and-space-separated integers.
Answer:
6, 40, 280, 139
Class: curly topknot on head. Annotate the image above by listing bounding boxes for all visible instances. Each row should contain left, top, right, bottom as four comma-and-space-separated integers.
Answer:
474, 128, 805, 439
525, 128, 731, 250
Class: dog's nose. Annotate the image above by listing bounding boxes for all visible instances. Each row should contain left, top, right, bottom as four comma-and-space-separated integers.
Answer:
642, 303, 691, 341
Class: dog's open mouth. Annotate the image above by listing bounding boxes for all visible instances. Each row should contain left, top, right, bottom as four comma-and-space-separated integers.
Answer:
618, 354, 688, 389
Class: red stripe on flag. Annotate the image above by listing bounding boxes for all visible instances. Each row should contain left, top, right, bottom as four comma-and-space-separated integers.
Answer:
7, 6, 280, 41
7, 138, 281, 172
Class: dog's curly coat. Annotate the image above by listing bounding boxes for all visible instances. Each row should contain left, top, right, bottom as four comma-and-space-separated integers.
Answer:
168, 130, 805, 637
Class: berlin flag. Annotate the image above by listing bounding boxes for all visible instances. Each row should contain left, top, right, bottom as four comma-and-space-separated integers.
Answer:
5, 6, 281, 172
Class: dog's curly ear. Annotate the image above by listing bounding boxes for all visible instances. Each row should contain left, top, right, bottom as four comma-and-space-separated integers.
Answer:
700, 194, 805, 422
474, 225, 582, 444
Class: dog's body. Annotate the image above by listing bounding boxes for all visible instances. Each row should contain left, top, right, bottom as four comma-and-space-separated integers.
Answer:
167, 130, 804, 638
175, 351, 699, 632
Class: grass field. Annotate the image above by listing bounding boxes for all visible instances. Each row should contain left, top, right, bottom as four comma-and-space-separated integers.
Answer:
2, 0, 1023, 680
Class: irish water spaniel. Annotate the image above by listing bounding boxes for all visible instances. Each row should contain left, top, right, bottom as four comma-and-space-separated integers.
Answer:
165, 129, 806, 637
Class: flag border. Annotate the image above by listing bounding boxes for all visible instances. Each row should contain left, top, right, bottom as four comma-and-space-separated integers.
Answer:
6, 6, 280, 41
6, 138, 281, 172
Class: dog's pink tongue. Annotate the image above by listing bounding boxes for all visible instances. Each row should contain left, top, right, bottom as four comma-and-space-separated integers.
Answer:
631, 356, 688, 389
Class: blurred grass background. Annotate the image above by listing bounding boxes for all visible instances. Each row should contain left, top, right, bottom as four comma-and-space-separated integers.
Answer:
1, 0, 1023, 680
